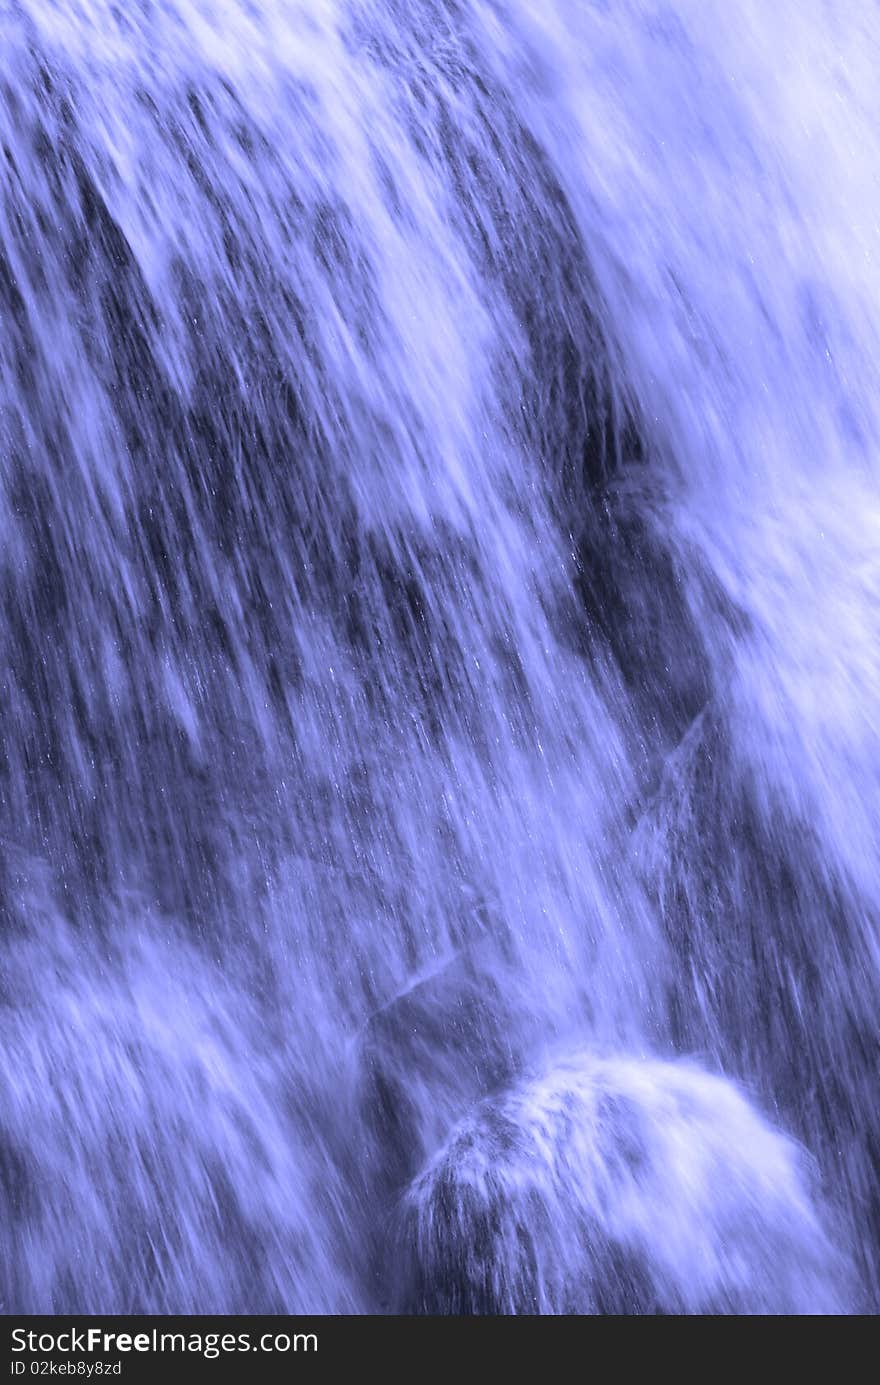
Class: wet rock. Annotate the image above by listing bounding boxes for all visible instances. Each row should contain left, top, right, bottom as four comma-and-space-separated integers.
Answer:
397, 1051, 850, 1314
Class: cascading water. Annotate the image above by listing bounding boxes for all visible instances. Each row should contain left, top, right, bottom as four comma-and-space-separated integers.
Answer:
0, 0, 877, 1315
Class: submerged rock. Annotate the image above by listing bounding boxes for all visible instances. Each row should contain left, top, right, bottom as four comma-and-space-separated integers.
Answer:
398, 1052, 850, 1314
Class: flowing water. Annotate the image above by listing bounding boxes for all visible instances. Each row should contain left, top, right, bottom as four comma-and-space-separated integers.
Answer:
0, 0, 878, 1314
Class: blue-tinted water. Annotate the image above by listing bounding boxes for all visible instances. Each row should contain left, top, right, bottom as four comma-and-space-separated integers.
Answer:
0, 0, 877, 1313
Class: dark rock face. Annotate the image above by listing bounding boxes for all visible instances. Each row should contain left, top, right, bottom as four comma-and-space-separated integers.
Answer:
355, 946, 546, 1307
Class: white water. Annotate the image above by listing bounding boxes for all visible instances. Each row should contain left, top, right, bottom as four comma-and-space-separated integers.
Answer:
0, 0, 877, 1313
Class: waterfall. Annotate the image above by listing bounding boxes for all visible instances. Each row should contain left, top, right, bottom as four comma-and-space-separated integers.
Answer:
1, 0, 877, 1314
